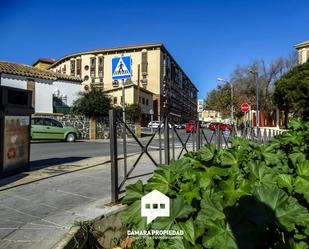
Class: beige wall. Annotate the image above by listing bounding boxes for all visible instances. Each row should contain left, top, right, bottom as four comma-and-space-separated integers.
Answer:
49, 44, 198, 122
299, 48, 309, 64
50, 48, 162, 94
105, 85, 153, 114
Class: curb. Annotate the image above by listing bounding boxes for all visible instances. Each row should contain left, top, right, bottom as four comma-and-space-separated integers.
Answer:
51, 204, 127, 249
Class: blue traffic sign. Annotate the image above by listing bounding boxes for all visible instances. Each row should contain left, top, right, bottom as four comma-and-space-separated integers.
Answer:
112, 56, 131, 80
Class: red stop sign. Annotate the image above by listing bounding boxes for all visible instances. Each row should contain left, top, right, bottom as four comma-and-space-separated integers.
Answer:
241, 103, 250, 113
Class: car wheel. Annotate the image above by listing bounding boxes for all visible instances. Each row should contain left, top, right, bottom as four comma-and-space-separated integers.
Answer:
66, 133, 76, 142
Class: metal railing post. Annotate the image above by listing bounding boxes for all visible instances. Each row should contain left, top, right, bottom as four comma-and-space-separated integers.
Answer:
164, 116, 170, 164
196, 120, 201, 150
109, 109, 119, 203
217, 125, 221, 149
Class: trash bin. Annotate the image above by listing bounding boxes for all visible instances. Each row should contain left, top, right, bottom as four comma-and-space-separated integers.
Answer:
0, 86, 34, 177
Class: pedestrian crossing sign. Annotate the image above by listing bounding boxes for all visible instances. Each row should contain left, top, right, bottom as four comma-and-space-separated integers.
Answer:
112, 56, 131, 80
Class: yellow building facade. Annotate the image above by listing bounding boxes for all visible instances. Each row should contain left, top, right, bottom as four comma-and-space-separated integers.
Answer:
47, 43, 198, 123
295, 40, 309, 64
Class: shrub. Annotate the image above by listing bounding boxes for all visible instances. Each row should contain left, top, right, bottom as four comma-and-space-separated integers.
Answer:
122, 119, 309, 249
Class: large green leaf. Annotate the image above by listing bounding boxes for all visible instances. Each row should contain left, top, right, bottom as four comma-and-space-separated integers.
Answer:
296, 160, 309, 177
220, 178, 251, 206
294, 176, 309, 203
202, 219, 237, 249
248, 161, 277, 188
253, 186, 309, 231
196, 144, 216, 162
122, 180, 144, 204
178, 218, 195, 244
151, 195, 192, 230
146, 167, 175, 194
289, 153, 306, 167
168, 157, 192, 174
179, 182, 201, 205
157, 237, 197, 249
293, 241, 309, 249
220, 150, 238, 166
122, 200, 147, 230
277, 174, 294, 193
196, 193, 225, 223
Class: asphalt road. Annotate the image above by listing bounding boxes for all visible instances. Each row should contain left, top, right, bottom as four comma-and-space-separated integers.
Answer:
29, 129, 216, 169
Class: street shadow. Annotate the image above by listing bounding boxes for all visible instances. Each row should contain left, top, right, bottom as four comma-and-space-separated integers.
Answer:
31, 140, 85, 144
224, 196, 291, 249
0, 157, 90, 188
29, 157, 90, 170
0, 173, 27, 187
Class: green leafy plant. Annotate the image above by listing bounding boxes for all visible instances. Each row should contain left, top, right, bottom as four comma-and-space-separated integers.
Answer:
122, 119, 309, 249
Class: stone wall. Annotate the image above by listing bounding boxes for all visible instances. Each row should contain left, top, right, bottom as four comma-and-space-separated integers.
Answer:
89, 207, 127, 249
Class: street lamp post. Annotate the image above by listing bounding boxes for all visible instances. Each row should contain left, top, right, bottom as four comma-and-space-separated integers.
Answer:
149, 109, 154, 133
217, 78, 233, 124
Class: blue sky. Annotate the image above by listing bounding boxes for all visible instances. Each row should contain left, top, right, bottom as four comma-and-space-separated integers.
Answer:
1, 0, 308, 98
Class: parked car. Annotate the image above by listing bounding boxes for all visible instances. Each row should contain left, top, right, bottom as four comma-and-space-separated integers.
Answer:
185, 121, 196, 133
210, 122, 232, 131
174, 124, 182, 129
147, 121, 171, 129
31, 117, 81, 142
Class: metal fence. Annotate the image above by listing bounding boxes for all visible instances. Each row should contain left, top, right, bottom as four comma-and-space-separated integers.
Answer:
109, 109, 285, 203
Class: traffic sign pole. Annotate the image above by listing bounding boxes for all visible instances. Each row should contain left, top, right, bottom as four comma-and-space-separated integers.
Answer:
119, 62, 127, 177
112, 56, 132, 179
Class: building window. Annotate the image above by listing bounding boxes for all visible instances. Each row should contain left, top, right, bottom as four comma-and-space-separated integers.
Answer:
113, 97, 117, 104
100, 78, 103, 83
70, 60, 75, 76
76, 59, 81, 77
62, 65, 66, 74
84, 75, 89, 81
84, 65, 89, 71
141, 50, 148, 75
98, 56, 104, 78
142, 97, 145, 105
146, 99, 149, 105
90, 57, 96, 78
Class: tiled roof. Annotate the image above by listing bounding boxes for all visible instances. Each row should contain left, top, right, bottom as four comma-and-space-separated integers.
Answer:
294, 40, 309, 49
32, 58, 56, 66
0, 61, 81, 82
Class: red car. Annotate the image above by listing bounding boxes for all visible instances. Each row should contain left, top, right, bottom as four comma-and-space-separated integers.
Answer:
210, 123, 232, 131
185, 121, 196, 133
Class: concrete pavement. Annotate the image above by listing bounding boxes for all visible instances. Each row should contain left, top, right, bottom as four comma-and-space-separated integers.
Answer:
0, 130, 203, 249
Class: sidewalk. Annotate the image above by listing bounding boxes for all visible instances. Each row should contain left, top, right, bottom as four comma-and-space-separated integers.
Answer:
0, 150, 165, 249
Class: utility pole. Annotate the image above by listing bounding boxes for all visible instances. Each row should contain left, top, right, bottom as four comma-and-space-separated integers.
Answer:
249, 69, 259, 128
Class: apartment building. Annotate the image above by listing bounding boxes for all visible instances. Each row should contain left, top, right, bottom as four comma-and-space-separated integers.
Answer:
47, 43, 198, 123
295, 40, 309, 64
197, 99, 204, 120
